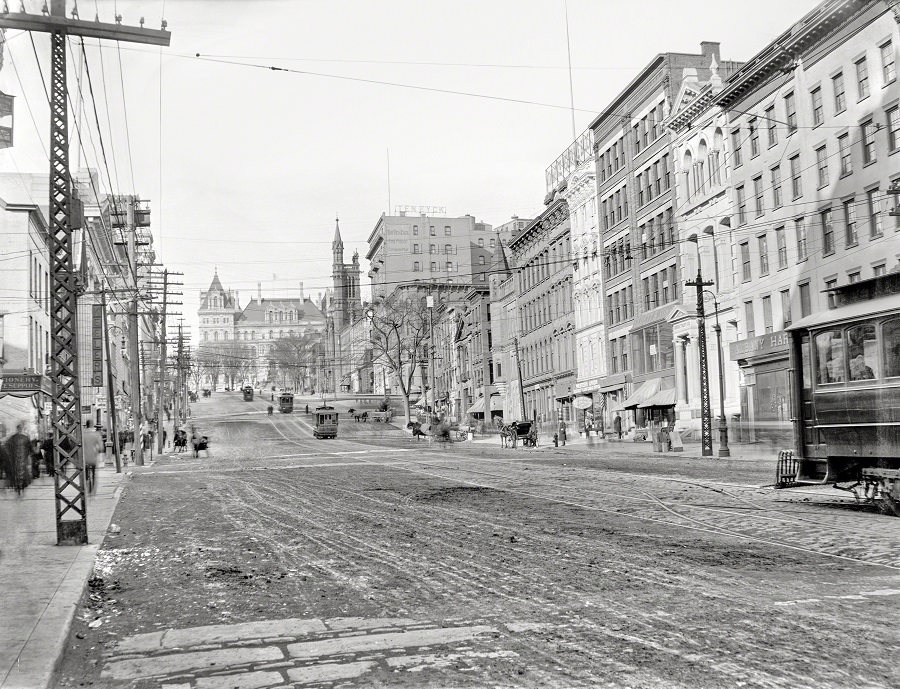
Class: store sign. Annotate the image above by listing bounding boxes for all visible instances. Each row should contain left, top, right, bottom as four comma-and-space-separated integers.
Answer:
0, 373, 44, 394
91, 304, 104, 386
729, 330, 790, 361
0, 90, 13, 150
574, 377, 601, 393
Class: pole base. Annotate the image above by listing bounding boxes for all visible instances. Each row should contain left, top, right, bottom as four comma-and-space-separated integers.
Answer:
718, 448, 731, 457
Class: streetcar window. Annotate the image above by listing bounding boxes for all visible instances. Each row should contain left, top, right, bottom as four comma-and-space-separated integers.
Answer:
847, 324, 878, 380
815, 329, 844, 384
884, 319, 900, 378
800, 335, 812, 389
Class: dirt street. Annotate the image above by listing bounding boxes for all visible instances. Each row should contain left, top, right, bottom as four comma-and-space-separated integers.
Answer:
55, 393, 900, 688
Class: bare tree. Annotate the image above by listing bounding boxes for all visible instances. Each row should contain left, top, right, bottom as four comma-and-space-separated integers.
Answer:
368, 290, 430, 424
197, 347, 224, 390
272, 333, 321, 392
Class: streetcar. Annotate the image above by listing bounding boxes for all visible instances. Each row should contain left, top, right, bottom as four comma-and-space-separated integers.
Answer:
278, 392, 294, 413
313, 405, 339, 439
786, 272, 900, 515
242, 385, 254, 402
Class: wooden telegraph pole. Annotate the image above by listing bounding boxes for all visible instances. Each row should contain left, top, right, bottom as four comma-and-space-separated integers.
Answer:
0, 1, 170, 545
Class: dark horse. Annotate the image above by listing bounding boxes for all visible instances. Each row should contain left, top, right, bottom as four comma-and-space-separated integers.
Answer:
406, 421, 428, 440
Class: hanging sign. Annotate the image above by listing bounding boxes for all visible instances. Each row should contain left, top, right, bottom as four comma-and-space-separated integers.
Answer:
0, 90, 13, 149
91, 304, 104, 386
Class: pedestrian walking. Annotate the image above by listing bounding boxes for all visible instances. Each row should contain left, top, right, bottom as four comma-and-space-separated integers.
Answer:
5, 423, 34, 494
613, 413, 622, 440
0, 440, 11, 488
41, 432, 54, 477
82, 422, 104, 494
162, 428, 168, 449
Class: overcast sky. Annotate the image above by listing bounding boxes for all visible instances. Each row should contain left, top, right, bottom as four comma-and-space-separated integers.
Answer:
0, 0, 816, 327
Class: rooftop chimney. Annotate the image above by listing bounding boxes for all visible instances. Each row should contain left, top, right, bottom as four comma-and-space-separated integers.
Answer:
299, 281, 304, 301
258, 282, 262, 301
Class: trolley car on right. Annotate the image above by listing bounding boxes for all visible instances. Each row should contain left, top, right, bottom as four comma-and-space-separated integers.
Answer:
786, 273, 900, 515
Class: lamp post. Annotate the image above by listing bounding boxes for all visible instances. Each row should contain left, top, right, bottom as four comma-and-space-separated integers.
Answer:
702, 290, 730, 458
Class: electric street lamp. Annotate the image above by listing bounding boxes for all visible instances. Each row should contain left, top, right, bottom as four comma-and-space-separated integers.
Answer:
702, 290, 730, 458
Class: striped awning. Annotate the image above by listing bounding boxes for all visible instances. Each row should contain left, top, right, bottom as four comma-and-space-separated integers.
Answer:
614, 378, 662, 411
466, 398, 485, 414
637, 388, 677, 408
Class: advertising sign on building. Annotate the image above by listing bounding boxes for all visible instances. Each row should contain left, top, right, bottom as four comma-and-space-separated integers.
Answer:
91, 304, 104, 386
0, 90, 13, 150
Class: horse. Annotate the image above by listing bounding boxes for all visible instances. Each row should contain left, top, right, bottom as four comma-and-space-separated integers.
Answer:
406, 421, 428, 440
495, 418, 518, 449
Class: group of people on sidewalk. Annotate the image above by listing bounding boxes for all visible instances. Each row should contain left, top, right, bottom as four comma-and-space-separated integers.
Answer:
0, 420, 106, 496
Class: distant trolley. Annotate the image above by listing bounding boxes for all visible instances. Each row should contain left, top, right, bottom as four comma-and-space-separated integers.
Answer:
278, 392, 294, 414
787, 273, 900, 516
313, 405, 338, 439
242, 385, 254, 401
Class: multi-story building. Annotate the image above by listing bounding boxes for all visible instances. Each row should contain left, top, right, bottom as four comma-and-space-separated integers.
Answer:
0, 173, 51, 436
590, 42, 741, 433
507, 196, 575, 425
714, 0, 899, 442
366, 213, 494, 298
198, 274, 326, 387
667, 57, 743, 440
548, 129, 607, 430
458, 286, 496, 423
488, 239, 522, 420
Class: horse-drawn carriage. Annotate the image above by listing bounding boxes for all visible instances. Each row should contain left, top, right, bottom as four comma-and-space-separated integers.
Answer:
497, 420, 538, 448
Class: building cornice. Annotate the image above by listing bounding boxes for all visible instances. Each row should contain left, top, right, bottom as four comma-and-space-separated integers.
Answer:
715, 0, 871, 110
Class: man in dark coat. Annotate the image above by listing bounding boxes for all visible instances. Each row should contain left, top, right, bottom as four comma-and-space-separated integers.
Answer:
5, 423, 34, 494
41, 432, 55, 477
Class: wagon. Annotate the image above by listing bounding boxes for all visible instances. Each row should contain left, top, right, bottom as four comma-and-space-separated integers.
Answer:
500, 421, 538, 448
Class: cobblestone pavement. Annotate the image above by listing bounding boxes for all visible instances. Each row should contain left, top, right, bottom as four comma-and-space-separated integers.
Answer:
54, 393, 900, 688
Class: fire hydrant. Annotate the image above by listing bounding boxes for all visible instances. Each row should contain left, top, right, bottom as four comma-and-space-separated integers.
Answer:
553, 433, 559, 447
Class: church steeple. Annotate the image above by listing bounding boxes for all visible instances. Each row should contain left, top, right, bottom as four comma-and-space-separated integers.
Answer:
333, 216, 344, 252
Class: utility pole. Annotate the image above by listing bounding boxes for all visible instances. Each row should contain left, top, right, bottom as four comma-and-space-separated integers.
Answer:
126, 198, 143, 464
426, 295, 436, 416
686, 269, 715, 457
513, 337, 527, 422
0, 1, 170, 545
156, 270, 169, 454
176, 321, 185, 425
100, 291, 121, 473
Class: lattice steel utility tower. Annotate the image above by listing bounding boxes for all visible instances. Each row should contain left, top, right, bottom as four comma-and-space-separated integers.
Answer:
0, 1, 170, 545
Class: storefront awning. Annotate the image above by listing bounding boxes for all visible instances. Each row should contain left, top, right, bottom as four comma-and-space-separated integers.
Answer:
489, 395, 503, 411
637, 388, 677, 408
786, 293, 900, 331
598, 373, 627, 393
614, 378, 662, 411
466, 398, 485, 414
629, 303, 686, 331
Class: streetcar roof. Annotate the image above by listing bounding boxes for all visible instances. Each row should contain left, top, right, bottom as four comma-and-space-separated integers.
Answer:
786, 293, 900, 332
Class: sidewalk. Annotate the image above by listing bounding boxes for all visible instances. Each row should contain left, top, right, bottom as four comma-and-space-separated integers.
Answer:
0, 464, 128, 689
470, 430, 780, 462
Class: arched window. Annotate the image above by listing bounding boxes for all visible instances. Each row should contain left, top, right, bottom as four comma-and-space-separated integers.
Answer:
682, 150, 694, 199
214, 332, 219, 341
697, 140, 708, 194
203, 332, 208, 341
